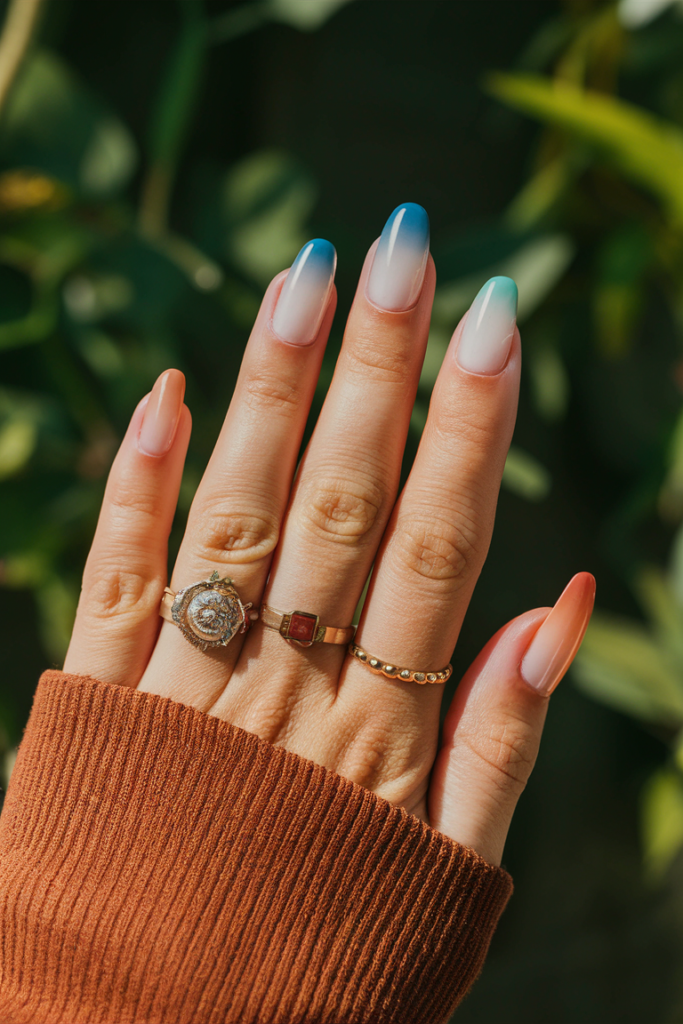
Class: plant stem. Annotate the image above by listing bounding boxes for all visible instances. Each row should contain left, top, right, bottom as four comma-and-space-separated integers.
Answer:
139, 0, 206, 239
0, 0, 45, 119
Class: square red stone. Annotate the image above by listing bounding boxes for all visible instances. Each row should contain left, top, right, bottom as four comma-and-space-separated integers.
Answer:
287, 612, 318, 643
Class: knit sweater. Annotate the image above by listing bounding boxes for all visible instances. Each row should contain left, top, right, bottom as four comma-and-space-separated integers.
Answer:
0, 671, 513, 1024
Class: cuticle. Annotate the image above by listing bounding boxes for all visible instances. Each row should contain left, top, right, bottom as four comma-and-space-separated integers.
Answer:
363, 281, 423, 315
268, 316, 319, 349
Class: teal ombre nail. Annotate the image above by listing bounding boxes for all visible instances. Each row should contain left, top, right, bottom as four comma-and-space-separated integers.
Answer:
456, 276, 518, 375
367, 203, 430, 311
272, 239, 337, 346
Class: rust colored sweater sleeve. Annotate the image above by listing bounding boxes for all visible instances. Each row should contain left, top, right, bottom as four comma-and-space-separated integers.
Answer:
0, 671, 512, 1024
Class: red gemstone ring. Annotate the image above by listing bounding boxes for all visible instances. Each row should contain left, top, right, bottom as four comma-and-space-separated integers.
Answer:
260, 605, 356, 648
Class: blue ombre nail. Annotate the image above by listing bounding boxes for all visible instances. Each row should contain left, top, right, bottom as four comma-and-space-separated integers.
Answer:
366, 203, 430, 311
272, 238, 337, 346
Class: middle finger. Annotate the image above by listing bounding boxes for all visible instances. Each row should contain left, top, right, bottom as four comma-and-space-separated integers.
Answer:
215, 204, 434, 724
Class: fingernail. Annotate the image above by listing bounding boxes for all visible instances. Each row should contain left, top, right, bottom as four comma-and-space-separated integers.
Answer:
456, 276, 518, 375
272, 238, 336, 346
520, 572, 596, 696
366, 202, 430, 311
137, 369, 185, 457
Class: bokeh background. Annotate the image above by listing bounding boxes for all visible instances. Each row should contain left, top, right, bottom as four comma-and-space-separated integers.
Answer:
2, 0, 683, 1020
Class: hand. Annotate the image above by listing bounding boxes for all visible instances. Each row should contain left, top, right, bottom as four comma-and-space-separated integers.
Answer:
63, 204, 594, 867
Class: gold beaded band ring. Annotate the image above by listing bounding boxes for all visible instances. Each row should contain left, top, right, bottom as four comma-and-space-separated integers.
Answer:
349, 644, 452, 684
261, 604, 356, 648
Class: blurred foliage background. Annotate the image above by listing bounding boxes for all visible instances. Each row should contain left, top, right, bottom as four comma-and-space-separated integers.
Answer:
2, 0, 683, 1020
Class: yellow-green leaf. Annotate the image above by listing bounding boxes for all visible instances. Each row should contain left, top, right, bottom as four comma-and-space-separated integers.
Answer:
487, 72, 683, 224
528, 345, 570, 422
0, 418, 37, 479
641, 767, 683, 881
502, 446, 551, 501
573, 612, 683, 725
268, 0, 354, 30
633, 565, 683, 669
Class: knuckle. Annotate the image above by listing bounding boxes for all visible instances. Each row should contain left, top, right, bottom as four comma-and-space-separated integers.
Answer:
242, 372, 301, 413
109, 488, 159, 525
82, 564, 164, 621
191, 505, 280, 565
300, 477, 383, 545
335, 714, 433, 797
346, 331, 413, 385
336, 719, 394, 790
430, 406, 495, 448
458, 718, 538, 796
392, 510, 479, 586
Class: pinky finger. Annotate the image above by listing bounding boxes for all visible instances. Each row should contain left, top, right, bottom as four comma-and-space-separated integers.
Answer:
63, 370, 191, 688
428, 572, 595, 866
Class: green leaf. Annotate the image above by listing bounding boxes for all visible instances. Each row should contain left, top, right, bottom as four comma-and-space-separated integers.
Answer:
528, 345, 570, 422
633, 565, 683, 669
502, 446, 551, 501
80, 115, 137, 196
641, 767, 683, 881
2, 50, 137, 197
506, 156, 578, 230
507, 235, 575, 321
0, 418, 37, 479
222, 149, 317, 284
619, 0, 681, 30
487, 72, 683, 224
418, 326, 451, 389
0, 285, 58, 351
593, 225, 652, 356
268, 0, 355, 31
573, 612, 683, 726
432, 234, 574, 328
34, 573, 78, 662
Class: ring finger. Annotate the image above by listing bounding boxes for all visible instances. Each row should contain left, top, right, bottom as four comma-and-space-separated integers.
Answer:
138, 239, 337, 708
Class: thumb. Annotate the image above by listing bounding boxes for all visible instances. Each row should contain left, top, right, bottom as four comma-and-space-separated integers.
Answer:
429, 572, 596, 866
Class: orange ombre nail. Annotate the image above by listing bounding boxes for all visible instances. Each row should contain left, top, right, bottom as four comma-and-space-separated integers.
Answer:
137, 369, 185, 457
520, 572, 596, 696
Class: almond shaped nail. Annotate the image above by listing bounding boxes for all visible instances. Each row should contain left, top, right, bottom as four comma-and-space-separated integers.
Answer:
456, 276, 518, 376
137, 369, 185, 457
366, 203, 430, 311
520, 572, 596, 696
272, 238, 336, 346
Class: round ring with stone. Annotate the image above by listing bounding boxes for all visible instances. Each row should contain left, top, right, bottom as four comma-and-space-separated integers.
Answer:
348, 643, 452, 684
159, 571, 256, 652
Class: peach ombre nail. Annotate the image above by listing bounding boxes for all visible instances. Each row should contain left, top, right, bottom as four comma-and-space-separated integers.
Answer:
520, 572, 596, 696
137, 369, 185, 456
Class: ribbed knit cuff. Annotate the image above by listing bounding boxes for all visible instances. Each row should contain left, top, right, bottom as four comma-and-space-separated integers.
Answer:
0, 671, 512, 1024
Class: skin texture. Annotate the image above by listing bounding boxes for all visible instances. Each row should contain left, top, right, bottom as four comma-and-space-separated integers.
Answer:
64, 212, 595, 866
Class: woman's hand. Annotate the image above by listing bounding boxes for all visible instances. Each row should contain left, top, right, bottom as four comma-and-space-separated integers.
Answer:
62, 204, 594, 866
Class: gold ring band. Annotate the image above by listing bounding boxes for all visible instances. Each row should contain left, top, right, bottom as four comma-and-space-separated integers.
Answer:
349, 644, 452, 684
261, 604, 355, 647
